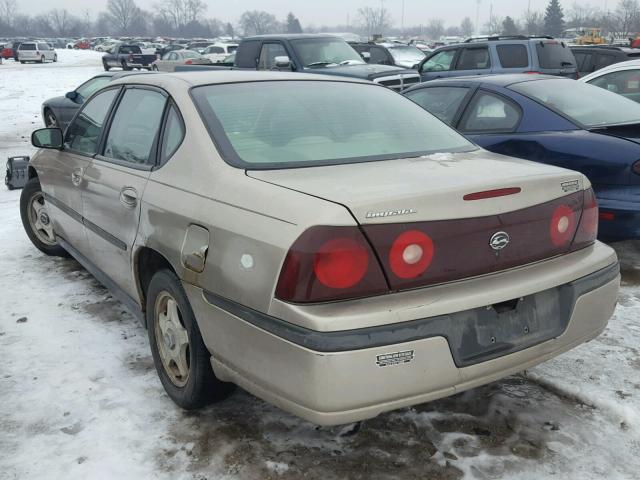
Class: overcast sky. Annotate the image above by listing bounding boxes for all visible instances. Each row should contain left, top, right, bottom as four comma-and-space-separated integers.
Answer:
26, 0, 607, 27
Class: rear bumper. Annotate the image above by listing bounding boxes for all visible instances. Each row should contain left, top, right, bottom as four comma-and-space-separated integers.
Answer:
596, 186, 640, 240
186, 246, 619, 425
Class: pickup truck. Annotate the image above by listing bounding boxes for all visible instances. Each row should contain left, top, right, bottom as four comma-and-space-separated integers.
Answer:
102, 43, 157, 71
176, 34, 421, 92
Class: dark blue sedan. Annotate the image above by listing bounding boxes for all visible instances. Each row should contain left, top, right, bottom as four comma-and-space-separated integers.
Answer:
403, 74, 640, 240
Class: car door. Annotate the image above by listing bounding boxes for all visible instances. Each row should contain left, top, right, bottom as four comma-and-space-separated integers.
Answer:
452, 46, 492, 77
419, 48, 459, 81
40, 87, 121, 256
81, 86, 168, 299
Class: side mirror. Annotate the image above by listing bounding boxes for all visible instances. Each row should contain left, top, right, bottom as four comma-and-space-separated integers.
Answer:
65, 91, 78, 101
361, 51, 371, 62
274, 55, 291, 70
32, 128, 63, 150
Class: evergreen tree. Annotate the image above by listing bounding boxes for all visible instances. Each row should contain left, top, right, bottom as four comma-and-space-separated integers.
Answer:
544, 0, 565, 37
502, 16, 519, 35
286, 12, 303, 33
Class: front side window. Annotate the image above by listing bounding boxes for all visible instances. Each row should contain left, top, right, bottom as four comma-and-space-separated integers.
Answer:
588, 69, 640, 102
258, 43, 288, 70
76, 76, 111, 100
456, 47, 490, 70
422, 49, 456, 72
510, 78, 640, 127
369, 46, 390, 64
65, 88, 119, 155
103, 89, 166, 165
460, 91, 521, 132
192, 81, 474, 169
497, 45, 529, 68
405, 87, 470, 125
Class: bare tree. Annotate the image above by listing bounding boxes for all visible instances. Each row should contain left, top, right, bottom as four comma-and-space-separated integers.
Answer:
239, 10, 280, 35
425, 18, 444, 39
460, 17, 474, 37
566, 2, 596, 27
485, 13, 503, 35
610, 0, 640, 37
106, 0, 141, 35
49, 9, 72, 36
522, 10, 544, 35
156, 0, 206, 32
356, 6, 392, 36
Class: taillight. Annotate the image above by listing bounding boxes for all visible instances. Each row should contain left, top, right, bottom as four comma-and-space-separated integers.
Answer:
275, 226, 388, 303
185, 59, 193, 64
389, 230, 434, 279
571, 187, 598, 250
549, 204, 577, 247
128, 54, 133, 62
523, 71, 541, 74
633, 160, 640, 175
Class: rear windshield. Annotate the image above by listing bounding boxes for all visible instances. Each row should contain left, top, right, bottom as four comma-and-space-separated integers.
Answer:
192, 81, 475, 169
119, 45, 142, 54
510, 78, 640, 127
20, 43, 36, 50
535, 41, 575, 69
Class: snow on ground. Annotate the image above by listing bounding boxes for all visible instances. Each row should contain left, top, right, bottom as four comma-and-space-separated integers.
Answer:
1, 50, 640, 480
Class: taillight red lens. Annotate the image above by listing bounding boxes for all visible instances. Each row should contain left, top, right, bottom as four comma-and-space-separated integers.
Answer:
275, 226, 388, 303
185, 59, 193, 64
633, 160, 640, 175
314, 238, 369, 288
571, 187, 598, 250
389, 230, 434, 279
550, 204, 577, 247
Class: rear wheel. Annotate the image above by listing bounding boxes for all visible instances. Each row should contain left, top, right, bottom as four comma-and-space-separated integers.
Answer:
146, 269, 234, 409
39, 56, 45, 63
53, 54, 57, 62
103, 60, 110, 71
121, 60, 131, 71
152, 64, 158, 71
20, 177, 68, 257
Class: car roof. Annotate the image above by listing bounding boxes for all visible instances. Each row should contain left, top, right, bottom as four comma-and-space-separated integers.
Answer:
243, 34, 340, 41
109, 70, 372, 88
408, 73, 566, 88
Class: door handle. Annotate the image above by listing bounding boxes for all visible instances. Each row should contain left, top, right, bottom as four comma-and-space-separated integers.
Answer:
71, 168, 84, 187
119, 187, 138, 208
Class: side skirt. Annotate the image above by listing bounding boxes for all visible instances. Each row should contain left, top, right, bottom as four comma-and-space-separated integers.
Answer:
57, 236, 145, 326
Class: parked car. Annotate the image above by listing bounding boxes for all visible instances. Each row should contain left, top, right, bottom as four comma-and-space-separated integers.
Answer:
403, 74, 640, 240
350, 42, 427, 68
18, 42, 57, 63
571, 45, 640, 77
151, 50, 212, 71
201, 43, 238, 63
41, 71, 150, 130
580, 59, 640, 103
22, 71, 618, 426
184, 34, 421, 92
73, 40, 91, 50
418, 36, 577, 82
1, 42, 14, 60
102, 43, 157, 71
186, 41, 214, 53
156, 43, 184, 58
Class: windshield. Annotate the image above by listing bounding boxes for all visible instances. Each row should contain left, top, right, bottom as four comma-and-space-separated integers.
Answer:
535, 41, 575, 69
388, 45, 426, 63
510, 78, 640, 127
290, 38, 365, 67
192, 81, 474, 169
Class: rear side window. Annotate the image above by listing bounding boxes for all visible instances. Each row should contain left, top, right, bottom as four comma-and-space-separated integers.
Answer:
594, 53, 617, 70
497, 45, 528, 68
207, 46, 224, 54
160, 105, 185, 164
456, 47, 490, 70
572, 52, 589, 71
65, 88, 119, 155
405, 87, 470, 125
535, 41, 575, 69
460, 91, 521, 132
588, 69, 640, 100
103, 89, 166, 165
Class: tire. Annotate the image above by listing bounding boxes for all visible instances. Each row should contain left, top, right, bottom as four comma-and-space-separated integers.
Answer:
20, 61, 24, 64
44, 109, 58, 128
121, 60, 131, 71
152, 65, 158, 71
146, 269, 234, 409
53, 54, 57, 63
103, 61, 110, 71
40, 56, 45, 63
20, 177, 68, 257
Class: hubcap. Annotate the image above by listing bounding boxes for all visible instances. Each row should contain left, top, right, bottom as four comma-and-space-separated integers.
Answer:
28, 192, 56, 245
154, 292, 190, 387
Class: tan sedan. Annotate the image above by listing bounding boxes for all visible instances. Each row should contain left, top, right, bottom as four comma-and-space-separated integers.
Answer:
151, 49, 212, 72
22, 72, 619, 425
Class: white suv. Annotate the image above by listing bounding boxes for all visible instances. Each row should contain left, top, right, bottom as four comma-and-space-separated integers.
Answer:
18, 42, 57, 64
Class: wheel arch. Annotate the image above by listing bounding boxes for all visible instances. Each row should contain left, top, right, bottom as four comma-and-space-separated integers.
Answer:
27, 165, 38, 180
134, 246, 180, 326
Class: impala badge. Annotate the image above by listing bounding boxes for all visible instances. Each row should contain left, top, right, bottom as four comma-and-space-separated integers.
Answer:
490, 231, 510, 251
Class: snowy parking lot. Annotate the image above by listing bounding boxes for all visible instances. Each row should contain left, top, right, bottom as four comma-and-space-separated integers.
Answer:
1, 49, 640, 480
